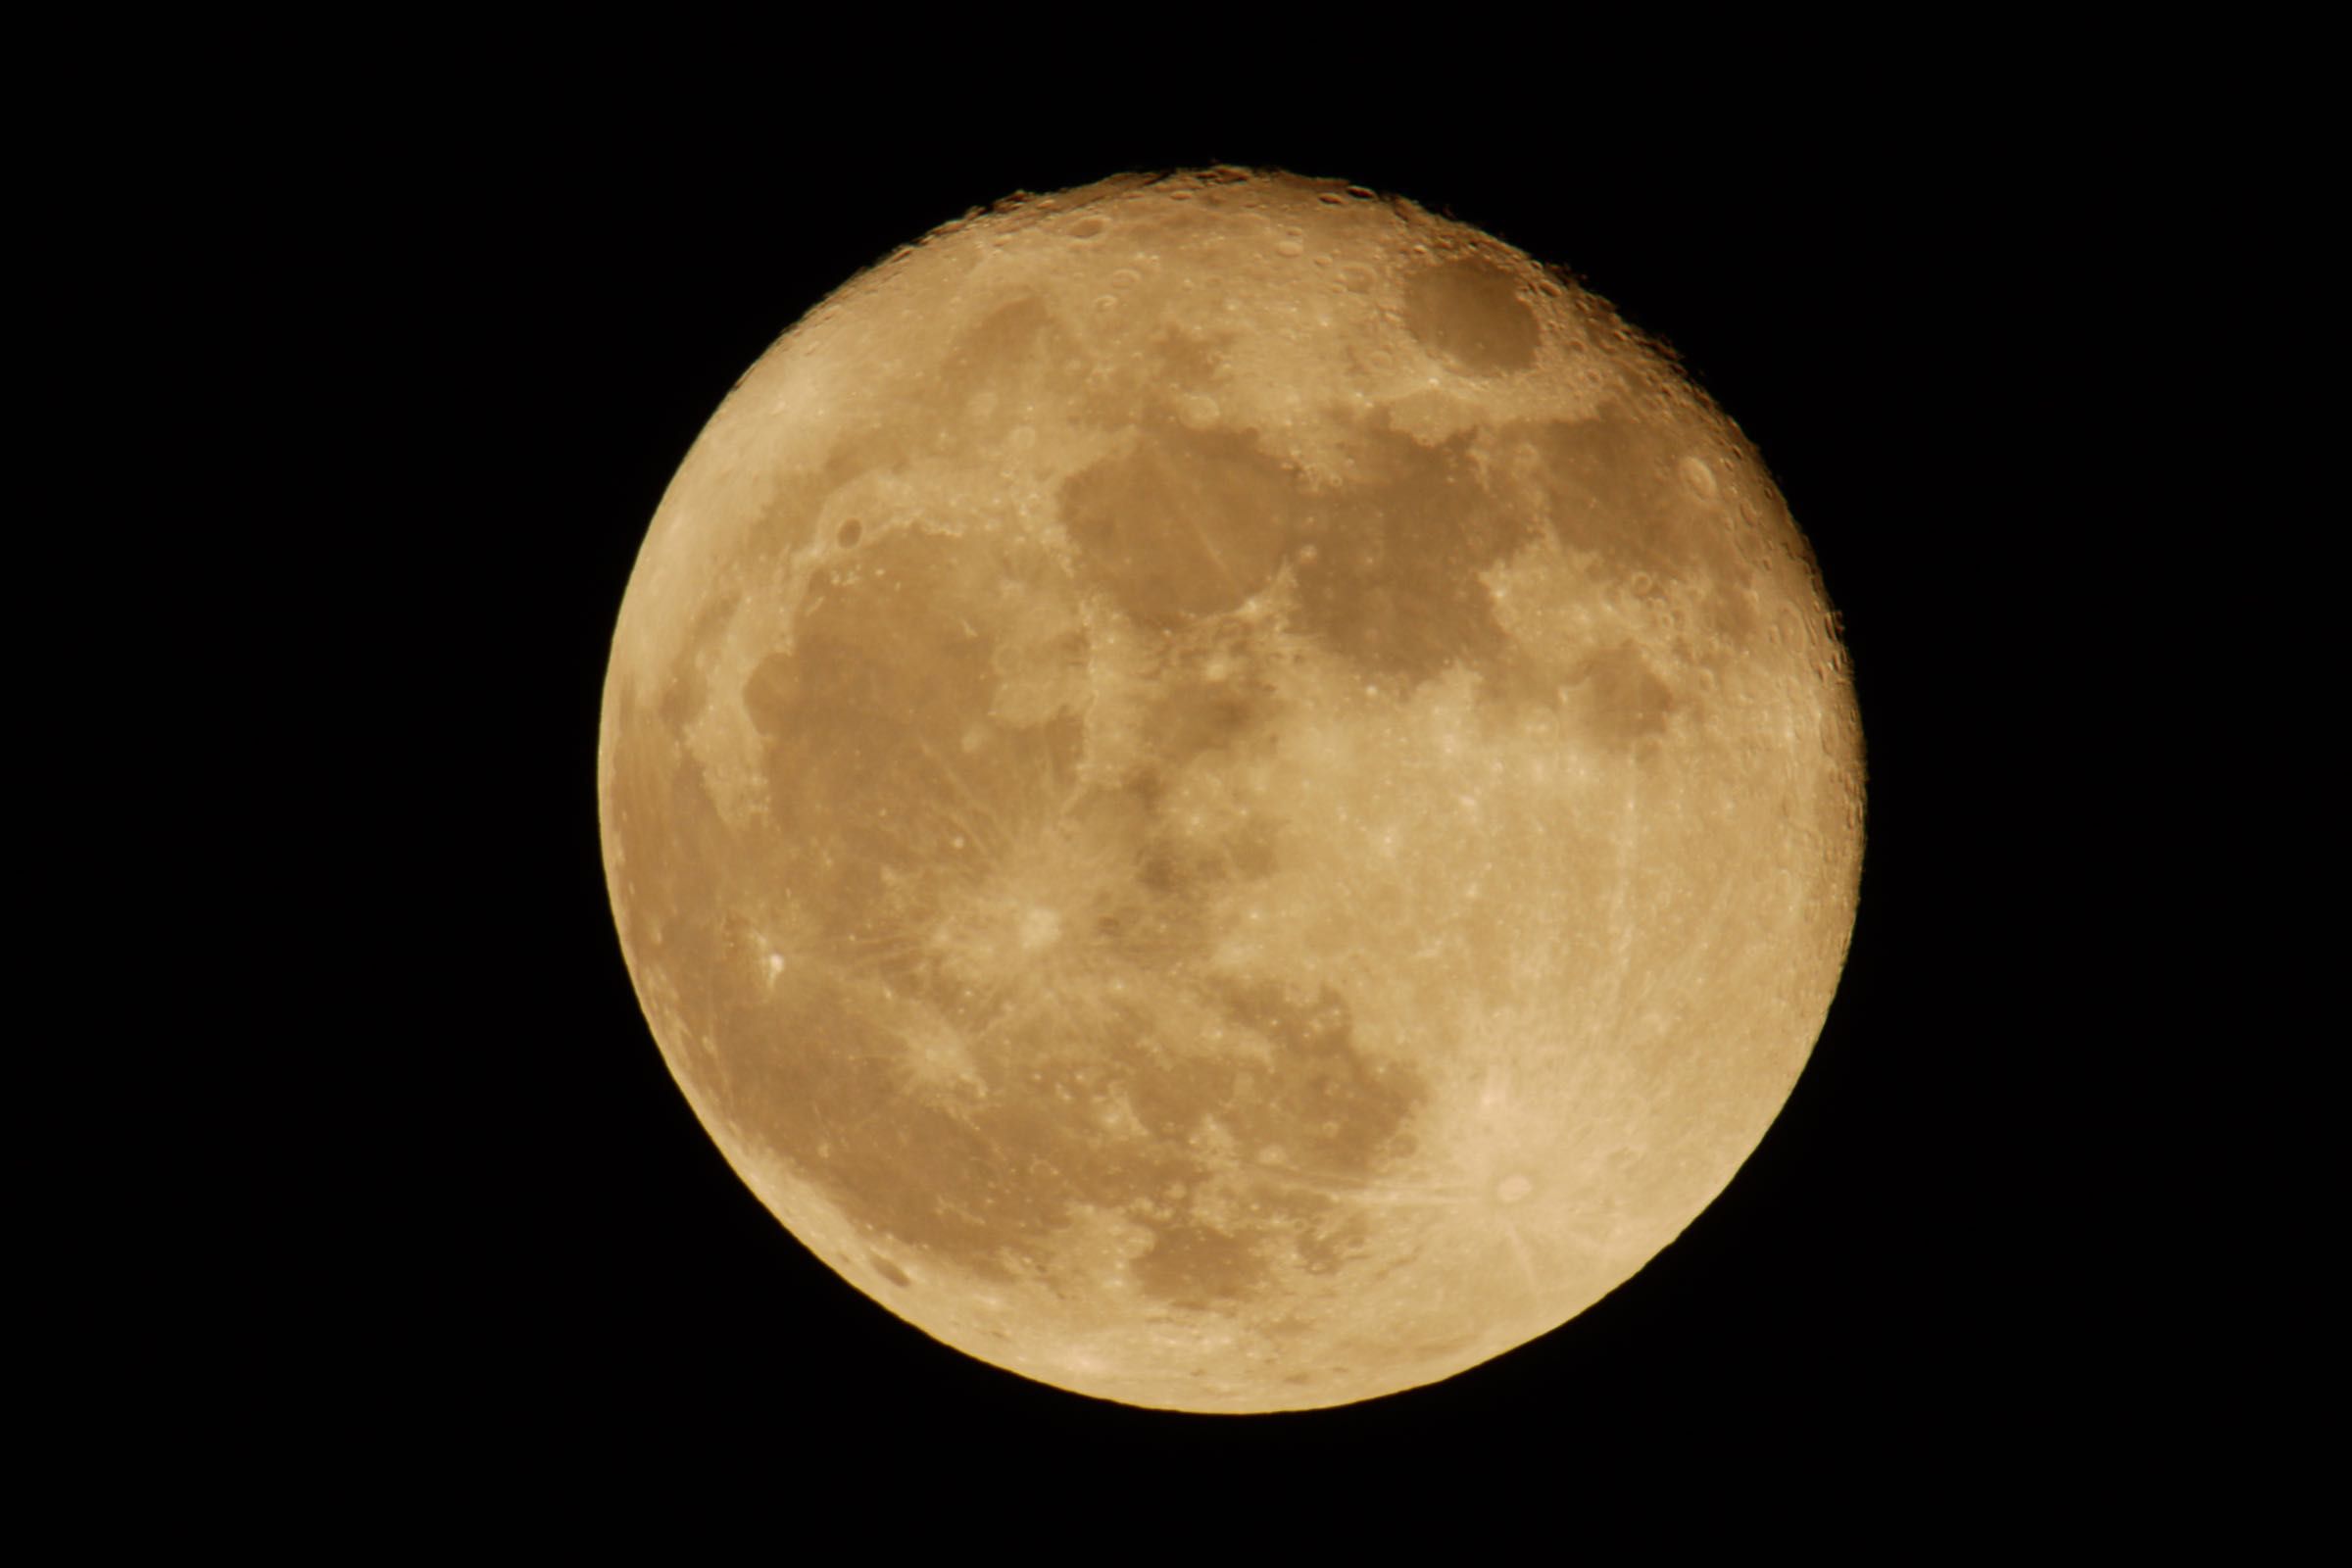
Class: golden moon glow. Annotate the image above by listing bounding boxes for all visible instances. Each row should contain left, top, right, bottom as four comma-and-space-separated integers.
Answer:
598, 168, 1863, 1412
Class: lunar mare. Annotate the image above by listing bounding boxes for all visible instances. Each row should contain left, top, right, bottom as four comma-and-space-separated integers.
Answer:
599, 168, 1863, 1412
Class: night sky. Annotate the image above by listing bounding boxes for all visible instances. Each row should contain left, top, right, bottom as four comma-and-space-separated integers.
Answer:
172, 71, 2212, 1518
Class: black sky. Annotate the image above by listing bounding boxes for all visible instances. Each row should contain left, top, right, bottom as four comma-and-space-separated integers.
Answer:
191, 78, 2212, 1516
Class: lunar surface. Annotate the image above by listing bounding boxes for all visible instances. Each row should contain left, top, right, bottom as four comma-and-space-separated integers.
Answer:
599, 168, 1863, 1412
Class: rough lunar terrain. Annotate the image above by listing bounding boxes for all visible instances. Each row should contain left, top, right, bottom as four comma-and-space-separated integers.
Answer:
599, 169, 1863, 1411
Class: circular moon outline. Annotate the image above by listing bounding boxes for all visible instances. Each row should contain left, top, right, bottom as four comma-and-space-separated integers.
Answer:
599, 168, 1863, 1412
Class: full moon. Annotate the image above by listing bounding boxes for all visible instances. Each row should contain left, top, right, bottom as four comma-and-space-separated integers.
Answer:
599, 168, 1863, 1412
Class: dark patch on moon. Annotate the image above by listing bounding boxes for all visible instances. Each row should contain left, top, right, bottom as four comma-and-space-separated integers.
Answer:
1568, 644, 1676, 744
1059, 414, 1304, 631
719, 985, 1080, 1283
1134, 626, 1290, 778
739, 527, 1084, 936
1402, 257, 1540, 376
718, 966, 1424, 1303
1130, 1222, 1262, 1307
1521, 404, 1763, 649
937, 294, 1067, 397
1136, 325, 1229, 397
1060, 400, 1540, 692
1289, 411, 1538, 685
1147, 672, 1275, 766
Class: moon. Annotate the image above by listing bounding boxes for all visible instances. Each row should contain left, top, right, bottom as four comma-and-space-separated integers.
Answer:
598, 167, 1863, 1412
